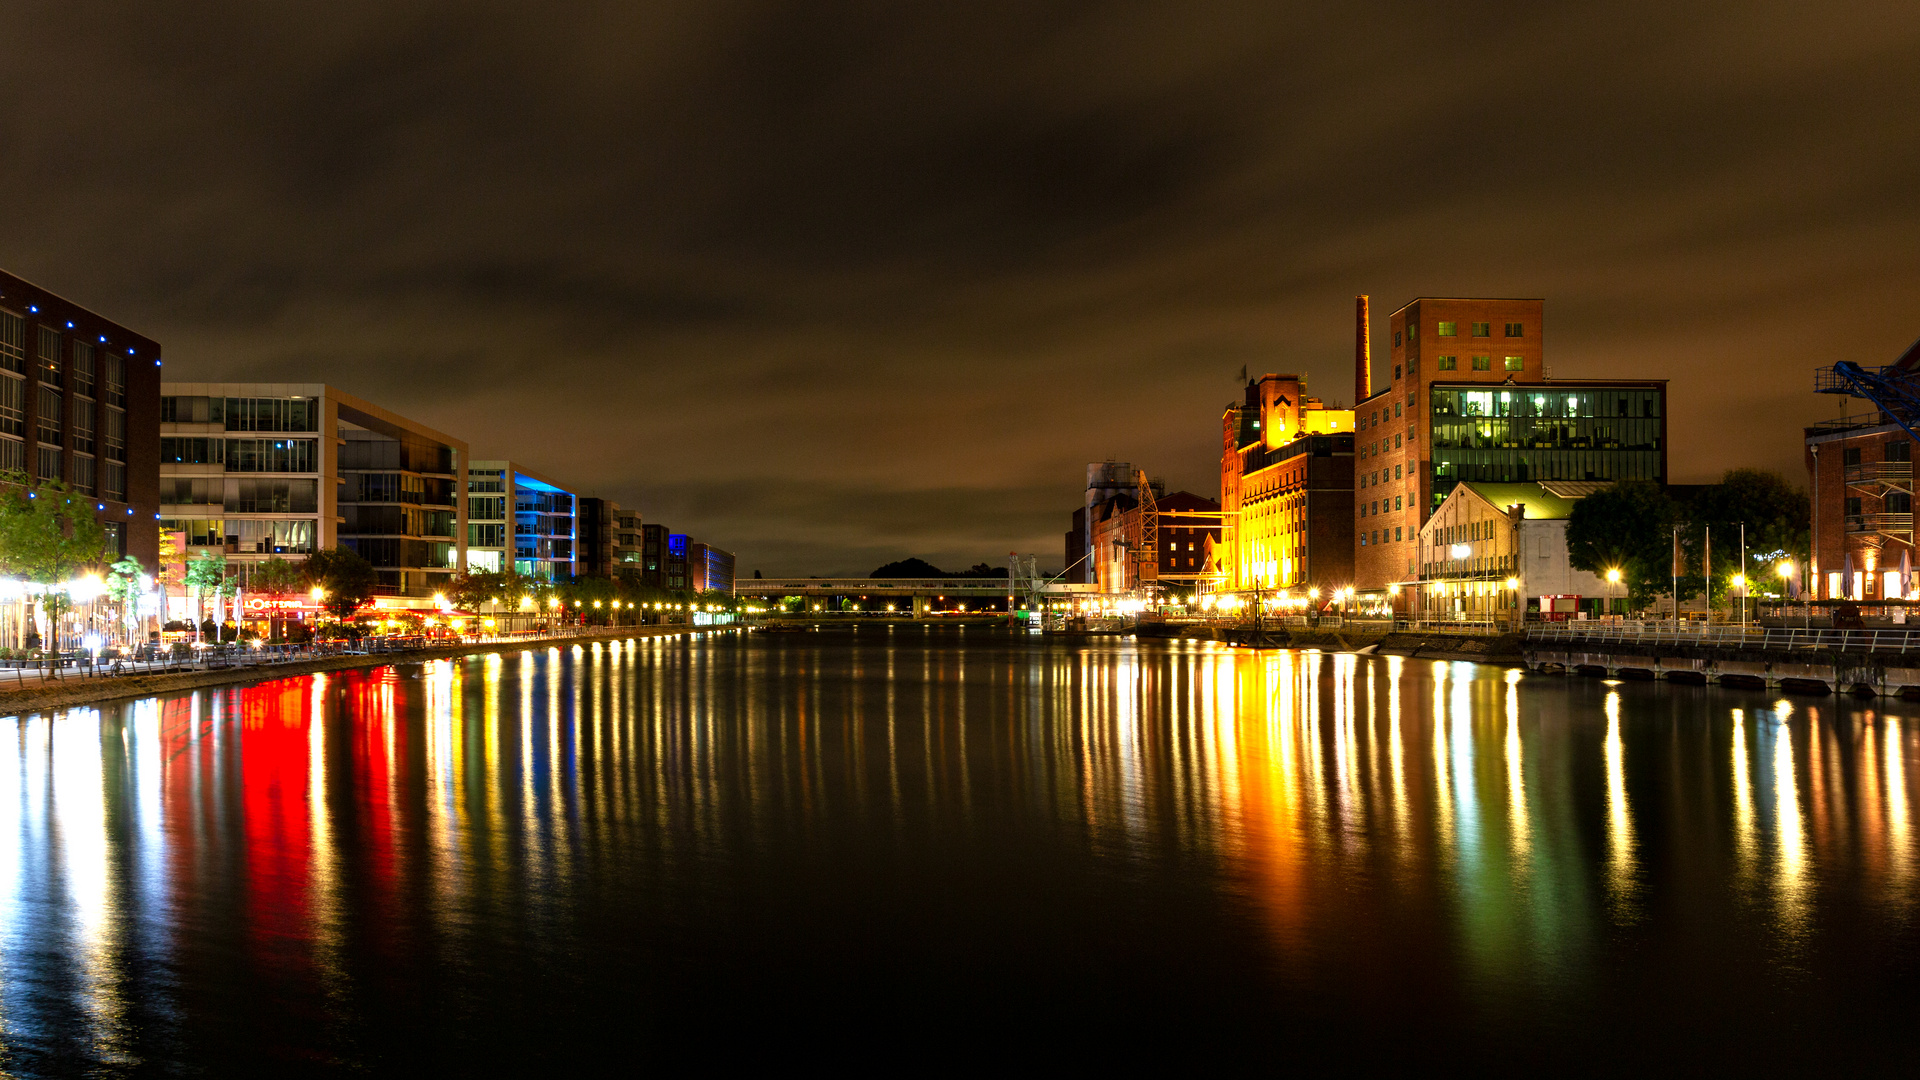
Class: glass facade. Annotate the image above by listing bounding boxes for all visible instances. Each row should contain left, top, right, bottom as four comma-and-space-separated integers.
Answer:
1428, 385, 1664, 502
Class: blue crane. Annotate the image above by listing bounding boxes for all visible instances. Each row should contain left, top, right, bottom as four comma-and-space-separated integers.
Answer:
1815, 360, 1920, 445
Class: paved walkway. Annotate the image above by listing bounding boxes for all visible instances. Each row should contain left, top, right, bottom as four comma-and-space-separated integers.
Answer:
0, 626, 706, 695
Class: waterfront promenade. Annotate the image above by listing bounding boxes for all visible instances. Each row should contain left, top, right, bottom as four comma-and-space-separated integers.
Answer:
0, 624, 728, 715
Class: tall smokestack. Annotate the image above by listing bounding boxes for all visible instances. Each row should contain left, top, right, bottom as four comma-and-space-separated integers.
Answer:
1356, 295, 1372, 404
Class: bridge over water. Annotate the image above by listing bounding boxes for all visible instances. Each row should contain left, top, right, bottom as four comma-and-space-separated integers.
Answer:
738, 577, 1097, 617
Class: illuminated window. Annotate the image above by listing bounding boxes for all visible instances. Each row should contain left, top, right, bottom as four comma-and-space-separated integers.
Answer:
1437, 356, 1457, 371
1437, 321, 1457, 336
1504, 356, 1523, 371
1471, 321, 1490, 336
1472, 355, 1491, 370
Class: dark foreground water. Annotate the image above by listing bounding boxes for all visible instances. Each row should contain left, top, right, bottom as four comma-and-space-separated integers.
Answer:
2, 629, 1917, 1073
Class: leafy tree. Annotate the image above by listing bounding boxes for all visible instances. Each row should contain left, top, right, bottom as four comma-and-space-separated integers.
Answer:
1679, 469, 1810, 606
1565, 480, 1680, 611
0, 477, 109, 652
302, 546, 377, 622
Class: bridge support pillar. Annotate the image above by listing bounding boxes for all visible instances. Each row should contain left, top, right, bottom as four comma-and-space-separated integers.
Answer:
912, 595, 930, 620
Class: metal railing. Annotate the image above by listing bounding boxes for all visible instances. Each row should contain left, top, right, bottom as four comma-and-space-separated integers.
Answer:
1844, 461, 1913, 485
1845, 512, 1914, 534
0, 625, 712, 692
1525, 621, 1920, 653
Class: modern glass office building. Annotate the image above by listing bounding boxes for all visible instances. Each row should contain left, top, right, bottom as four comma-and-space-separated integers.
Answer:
466, 460, 576, 581
160, 383, 467, 599
1427, 382, 1666, 496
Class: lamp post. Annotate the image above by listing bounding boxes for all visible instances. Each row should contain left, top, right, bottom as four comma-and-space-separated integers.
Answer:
1731, 573, 1748, 629
1606, 567, 1623, 619
1778, 560, 1802, 628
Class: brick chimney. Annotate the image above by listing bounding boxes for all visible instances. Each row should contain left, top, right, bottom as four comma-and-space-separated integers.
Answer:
1355, 295, 1371, 404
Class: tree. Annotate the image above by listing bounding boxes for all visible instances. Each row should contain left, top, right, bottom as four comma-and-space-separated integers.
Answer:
302, 546, 377, 622
183, 551, 229, 643
1565, 480, 1681, 611
871, 557, 945, 578
0, 477, 109, 653
1681, 469, 1810, 606
105, 555, 145, 646
251, 556, 304, 642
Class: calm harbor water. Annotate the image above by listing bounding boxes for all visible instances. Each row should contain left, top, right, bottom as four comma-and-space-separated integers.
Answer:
2, 629, 1918, 1072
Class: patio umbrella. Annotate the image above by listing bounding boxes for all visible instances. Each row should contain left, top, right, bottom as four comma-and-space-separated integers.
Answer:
1904, 549, 1914, 600
1843, 550, 1855, 600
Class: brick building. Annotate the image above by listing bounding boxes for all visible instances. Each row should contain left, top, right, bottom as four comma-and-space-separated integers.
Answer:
1086, 485, 1219, 594
1217, 373, 1354, 594
0, 269, 160, 569
1805, 338, 1920, 601
1351, 296, 1668, 603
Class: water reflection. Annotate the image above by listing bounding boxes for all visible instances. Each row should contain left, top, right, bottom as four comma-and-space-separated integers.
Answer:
0, 637, 1915, 1072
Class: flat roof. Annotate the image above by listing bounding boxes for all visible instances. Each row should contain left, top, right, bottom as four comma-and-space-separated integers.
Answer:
1390, 297, 1545, 317
470, 458, 575, 495
161, 381, 469, 450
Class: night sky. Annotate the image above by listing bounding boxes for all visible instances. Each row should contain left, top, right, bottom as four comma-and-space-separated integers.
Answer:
4, 2, 1916, 574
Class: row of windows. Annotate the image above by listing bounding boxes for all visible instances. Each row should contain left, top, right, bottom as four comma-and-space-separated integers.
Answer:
1395, 321, 1526, 347
1430, 417, 1663, 453
1434, 387, 1662, 419
1434, 355, 1523, 372
1430, 448, 1665, 490
0, 316, 126, 404
470, 522, 508, 547
1358, 528, 1405, 546
160, 476, 321, 513
1840, 441, 1914, 465
162, 518, 318, 554
160, 437, 320, 472
0, 377, 113, 455
160, 396, 322, 432
469, 495, 507, 520
1360, 495, 1404, 517
344, 537, 458, 569
342, 505, 456, 538
16, 436, 125, 500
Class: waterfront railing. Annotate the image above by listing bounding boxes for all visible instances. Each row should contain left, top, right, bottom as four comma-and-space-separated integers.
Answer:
1524, 622, 1920, 653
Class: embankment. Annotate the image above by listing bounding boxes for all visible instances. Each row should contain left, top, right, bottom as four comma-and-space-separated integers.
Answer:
0, 626, 725, 717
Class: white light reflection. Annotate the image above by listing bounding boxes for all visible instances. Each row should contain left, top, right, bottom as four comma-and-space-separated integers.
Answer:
1603, 690, 1637, 914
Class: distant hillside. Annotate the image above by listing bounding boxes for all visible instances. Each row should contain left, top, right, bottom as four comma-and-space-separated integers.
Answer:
870, 558, 1010, 579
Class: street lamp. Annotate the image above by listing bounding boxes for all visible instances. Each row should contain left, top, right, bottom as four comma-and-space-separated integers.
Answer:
1731, 573, 1748, 629
1606, 567, 1622, 618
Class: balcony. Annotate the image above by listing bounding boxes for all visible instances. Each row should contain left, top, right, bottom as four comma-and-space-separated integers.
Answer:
1845, 461, 1913, 487
1844, 512, 1914, 535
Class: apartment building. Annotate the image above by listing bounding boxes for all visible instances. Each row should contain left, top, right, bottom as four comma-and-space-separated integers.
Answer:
688, 542, 735, 593
160, 383, 466, 598
466, 460, 576, 582
579, 497, 643, 578
0, 269, 160, 567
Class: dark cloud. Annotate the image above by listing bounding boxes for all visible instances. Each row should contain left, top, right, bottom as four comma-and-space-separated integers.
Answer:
3, 0, 1917, 571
